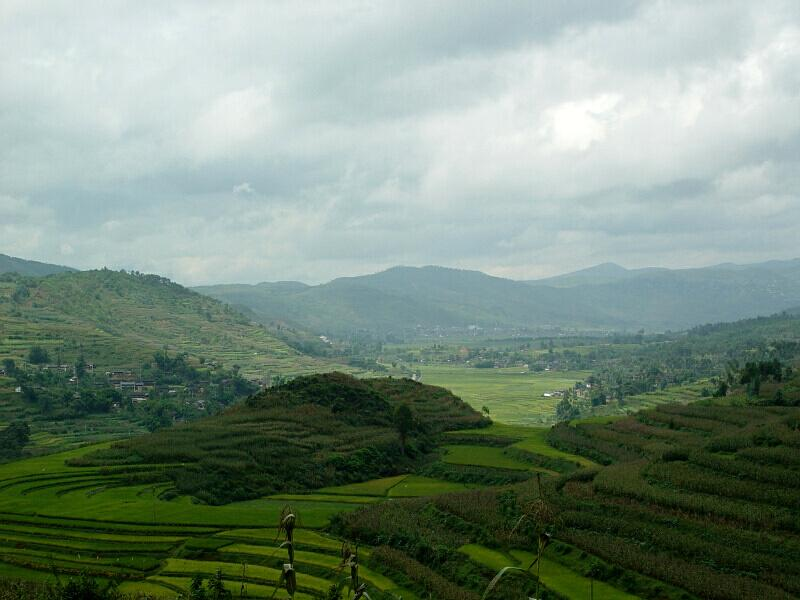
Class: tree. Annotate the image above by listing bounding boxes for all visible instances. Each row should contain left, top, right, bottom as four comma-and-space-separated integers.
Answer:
1, 358, 15, 376
189, 574, 207, 600
394, 404, 414, 453
21, 385, 37, 404
75, 354, 86, 378
555, 394, 578, 422
590, 391, 607, 406
207, 568, 231, 599
27, 345, 50, 365
0, 421, 30, 458
325, 584, 342, 600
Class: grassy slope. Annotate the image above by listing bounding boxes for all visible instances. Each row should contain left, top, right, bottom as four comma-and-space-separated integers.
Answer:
0, 270, 341, 378
459, 544, 639, 600
420, 365, 591, 425
451, 423, 597, 468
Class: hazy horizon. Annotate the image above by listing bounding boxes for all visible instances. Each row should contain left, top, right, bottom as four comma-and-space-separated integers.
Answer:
7, 250, 800, 289
2, 1, 799, 285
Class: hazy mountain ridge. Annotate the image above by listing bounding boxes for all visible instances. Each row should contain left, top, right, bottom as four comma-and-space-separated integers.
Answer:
0, 253, 76, 277
197, 259, 800, 336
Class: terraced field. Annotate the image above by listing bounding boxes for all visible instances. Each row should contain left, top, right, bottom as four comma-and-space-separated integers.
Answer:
0, 444, 420, 598
0, 271, 347, 379
419, 365, 592, 425
320, 474, 475, 498
547, 396, 800, 599
448, 423, 597, 468
0, 412, 623, 598
6, 375, 754, 598
460, 544, 639, 600
0, 383, 147, 456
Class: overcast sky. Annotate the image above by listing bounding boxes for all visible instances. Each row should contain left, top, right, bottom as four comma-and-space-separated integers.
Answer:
2, 1, 799, 285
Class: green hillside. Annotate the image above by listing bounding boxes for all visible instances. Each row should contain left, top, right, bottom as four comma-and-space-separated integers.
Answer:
0, 254, 76, 277
197, 260, 800, 337
196, 266, 617, 336
333, 367, 800, 600
77, 372, 489, 504
0, 269, 342, 378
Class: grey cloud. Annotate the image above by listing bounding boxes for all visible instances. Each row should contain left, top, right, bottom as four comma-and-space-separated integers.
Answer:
0, 1, 798, 284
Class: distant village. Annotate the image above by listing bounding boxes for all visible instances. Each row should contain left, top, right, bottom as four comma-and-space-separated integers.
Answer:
1, 355, 261, 417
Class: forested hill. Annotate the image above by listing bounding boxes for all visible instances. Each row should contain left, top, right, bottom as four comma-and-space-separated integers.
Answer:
0, 253, 76, 277
195, 266, 621, 335
78, 372, 488, 503
196, 259, 800, 336
0, 269, 339, 377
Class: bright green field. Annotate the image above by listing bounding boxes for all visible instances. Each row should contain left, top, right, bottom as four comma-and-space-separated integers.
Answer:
387, 475, 475, 497
0, 443, 420, 598
460, 544, 639, 600
450, 423, 597, 468
420, 365, 591, 425
320, 474, 474, 498
441, 445, 534, 471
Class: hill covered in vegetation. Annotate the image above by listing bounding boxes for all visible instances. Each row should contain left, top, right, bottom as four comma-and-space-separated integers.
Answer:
333, 364, 800, 600
77, 372, 488, 504
0, 268, 339, 378
197, 259, 800, 337
0, 253, 76, 277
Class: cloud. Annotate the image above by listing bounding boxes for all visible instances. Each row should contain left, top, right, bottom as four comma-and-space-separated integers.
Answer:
233, 182, 255, 195
0, 1, 798, 284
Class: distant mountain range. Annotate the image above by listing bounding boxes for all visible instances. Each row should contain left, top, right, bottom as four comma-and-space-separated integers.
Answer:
196, 259, 800, 335
4, 252, 800, 337
0, 253, 76, 277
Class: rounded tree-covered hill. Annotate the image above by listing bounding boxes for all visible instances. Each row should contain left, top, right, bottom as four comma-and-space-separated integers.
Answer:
75, 372, 489, 504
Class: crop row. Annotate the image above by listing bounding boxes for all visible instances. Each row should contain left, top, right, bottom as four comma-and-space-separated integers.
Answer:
560, 528, 790, 600
592, 461, 799, 531
644, 460, 800, 508
558, 508, 800, 595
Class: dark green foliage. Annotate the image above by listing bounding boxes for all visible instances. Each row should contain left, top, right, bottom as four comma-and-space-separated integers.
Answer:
418, 462, 532, 486
394, 403, 414, 452
81, 373, 485, 504
0, 575, 127, 600
372, 546, 482, 600
739, 358, 783, 384
325, 583, 342, 600
0, 421, 30, 458
2, 358, 16, 375
189, 573, 206, 599
555, 394, 578, 422
27, 346, 50, 365
207, 568, 231, 600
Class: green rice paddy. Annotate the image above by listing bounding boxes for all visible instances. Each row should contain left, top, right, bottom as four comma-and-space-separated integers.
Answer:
441, 445, 535, 471
460, 544, 639, 600
0, 442, 420, 598
0, 381, 627, 599
419, 365, 591, 425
